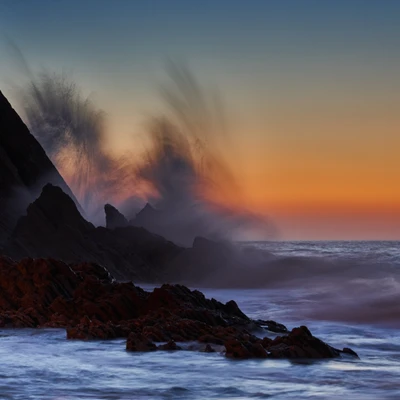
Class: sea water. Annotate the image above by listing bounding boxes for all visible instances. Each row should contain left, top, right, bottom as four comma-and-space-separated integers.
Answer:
0, 241, 399, 399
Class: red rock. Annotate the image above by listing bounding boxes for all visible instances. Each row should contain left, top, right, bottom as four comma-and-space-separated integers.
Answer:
224, 339, 252, 359
0, 255, 358, 360
126, 333, 157, 352
263, 326, 340, 359
158, 340, 182, 351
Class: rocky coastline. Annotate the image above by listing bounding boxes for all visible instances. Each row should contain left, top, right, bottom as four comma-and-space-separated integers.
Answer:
0, 255, 358, 360
0, 89, 359, 361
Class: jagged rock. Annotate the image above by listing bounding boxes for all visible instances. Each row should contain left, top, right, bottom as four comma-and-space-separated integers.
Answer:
104, 203, 128, 229
126, 332, 157, 352
341, 347, 360, 358
0, 91, 78, 245
0, 256, 146, 327
0, 256, 358, 360
224, 324, 355, 360
133, 203, 158, 228
131, 203, 217, 247
225, 338, 253, 358
4, 184, 183, 281
66, 317, 120, 340
256, 319, 288, 333
263, 325, 345, 359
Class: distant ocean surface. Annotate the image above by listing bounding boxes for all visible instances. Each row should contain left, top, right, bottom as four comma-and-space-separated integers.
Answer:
252, 240, 400, 261
0, 241, 399, 399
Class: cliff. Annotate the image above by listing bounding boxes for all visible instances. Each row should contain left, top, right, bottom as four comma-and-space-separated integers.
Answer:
0, 90, 78, 245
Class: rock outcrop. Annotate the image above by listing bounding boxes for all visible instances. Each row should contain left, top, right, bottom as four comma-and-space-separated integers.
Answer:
130, 202, 213, 247
0, 256, 358, 360
4, 184, 182, 281
4, 184, 279, 285
0, 90, 78, 246
105, 203, 129, 229
133, 203, 159, 230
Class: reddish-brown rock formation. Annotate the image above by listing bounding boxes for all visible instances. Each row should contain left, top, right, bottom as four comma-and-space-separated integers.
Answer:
0, 256, 358, 360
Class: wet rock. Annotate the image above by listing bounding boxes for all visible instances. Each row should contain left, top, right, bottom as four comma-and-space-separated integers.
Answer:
224, 300, 249, 321
67, 317, 119, 340
225, 338, 252, 359
203, 344, 216, 353
158, 340, 182, 351
256, 319, 288, 333
265, 326, 342, 359
260, 337, 273, 348
224, 337, 268, 359
0, 255, 358, 360
126, 332, 157, 352
341, 347, 359, 358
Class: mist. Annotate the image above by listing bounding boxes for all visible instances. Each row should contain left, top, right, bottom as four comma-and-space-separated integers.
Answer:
132, 63, 277, 245
10, 47, 276, 244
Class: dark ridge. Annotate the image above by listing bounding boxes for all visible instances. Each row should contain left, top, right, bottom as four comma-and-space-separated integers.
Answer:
105, 203, 129, 229
0, 90, 80, 244
4, 184, 183, 281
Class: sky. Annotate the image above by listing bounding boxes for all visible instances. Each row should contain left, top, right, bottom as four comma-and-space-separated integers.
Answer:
1, 0, 400, 240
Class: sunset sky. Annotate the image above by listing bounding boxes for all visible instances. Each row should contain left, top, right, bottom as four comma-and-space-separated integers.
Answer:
1, 0, 399, 240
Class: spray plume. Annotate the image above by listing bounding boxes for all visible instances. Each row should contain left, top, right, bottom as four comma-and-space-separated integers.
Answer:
9, 42, 275, 243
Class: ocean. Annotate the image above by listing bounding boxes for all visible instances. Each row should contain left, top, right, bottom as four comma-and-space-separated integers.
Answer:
0, 241, 399, 399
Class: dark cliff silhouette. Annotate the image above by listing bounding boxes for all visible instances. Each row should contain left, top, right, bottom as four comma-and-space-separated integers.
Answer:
0, 90, 79, 246
4, 184, 182, 281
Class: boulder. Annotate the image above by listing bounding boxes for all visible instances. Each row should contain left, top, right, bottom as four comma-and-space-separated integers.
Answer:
126, 332, 157, 352
263, 325, 345, 359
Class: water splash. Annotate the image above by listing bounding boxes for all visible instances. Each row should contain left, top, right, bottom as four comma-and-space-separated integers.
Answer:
11, 48, 276, 243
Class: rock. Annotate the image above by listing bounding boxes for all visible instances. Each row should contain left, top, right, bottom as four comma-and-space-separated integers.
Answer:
158, 340, 182, 351
0, 90, 78, 245
249, 342, 269, 358
0, 255, 146, 327
224, 300, 250, 321
256, 319, 288, 333
0, 255, 359, 360
67, 318, 119, 340
4, 184, 183, 281
104, 204, 128, 229
261, 337, 273, 348
264, 326, 341, 359
225, 338, 252, 359
126, 332, 157, 352
203, 344, 216, 353
341, 347, 360, 358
